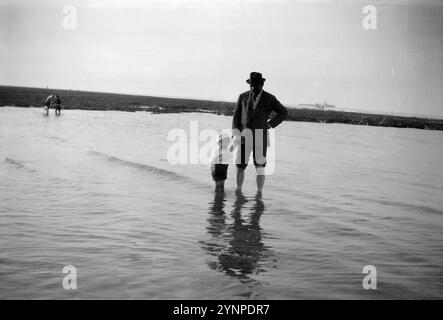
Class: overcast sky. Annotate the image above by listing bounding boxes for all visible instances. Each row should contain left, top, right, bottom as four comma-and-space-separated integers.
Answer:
1, 0, 442, 117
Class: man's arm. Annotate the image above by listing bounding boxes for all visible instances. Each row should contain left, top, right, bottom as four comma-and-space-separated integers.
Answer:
232, 95, 242, 130
267, 96, 288, 128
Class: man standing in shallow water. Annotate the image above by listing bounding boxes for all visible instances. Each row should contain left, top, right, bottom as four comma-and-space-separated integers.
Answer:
232, 72, 288, 195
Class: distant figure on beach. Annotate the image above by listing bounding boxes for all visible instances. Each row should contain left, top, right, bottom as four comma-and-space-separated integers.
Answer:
43, 95, 52, 115
232, 72, 288, 195
55, 95, 61, 115
210, 133, 233, 193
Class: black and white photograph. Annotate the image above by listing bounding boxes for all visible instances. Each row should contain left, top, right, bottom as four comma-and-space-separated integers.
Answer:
0, 0, 442, 303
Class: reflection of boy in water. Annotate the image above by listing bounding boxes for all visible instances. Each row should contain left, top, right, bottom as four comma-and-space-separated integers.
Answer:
206, 191, 227, 239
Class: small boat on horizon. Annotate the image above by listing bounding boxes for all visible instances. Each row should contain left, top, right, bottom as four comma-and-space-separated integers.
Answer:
297, 102, 335, 110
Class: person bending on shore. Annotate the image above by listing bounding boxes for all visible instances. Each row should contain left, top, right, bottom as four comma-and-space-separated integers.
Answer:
43, 95, 52, 115
232, 72, 288, 195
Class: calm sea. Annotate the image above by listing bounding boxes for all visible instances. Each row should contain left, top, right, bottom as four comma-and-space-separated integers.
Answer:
0, 106, 442, 299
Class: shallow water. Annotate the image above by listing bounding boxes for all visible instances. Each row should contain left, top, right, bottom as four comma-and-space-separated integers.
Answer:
0, 106, 442, 299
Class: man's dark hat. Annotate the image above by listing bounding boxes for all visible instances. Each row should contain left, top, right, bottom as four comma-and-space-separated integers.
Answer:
246, 72, 266, 84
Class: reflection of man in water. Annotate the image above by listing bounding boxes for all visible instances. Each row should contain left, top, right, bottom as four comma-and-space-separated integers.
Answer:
202, 191, 269, 282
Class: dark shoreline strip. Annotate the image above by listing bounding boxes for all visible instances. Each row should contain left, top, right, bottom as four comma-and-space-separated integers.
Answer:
1, 85, 442, 130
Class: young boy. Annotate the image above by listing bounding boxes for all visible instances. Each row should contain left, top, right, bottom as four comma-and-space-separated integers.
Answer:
210, 133, 233, 193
